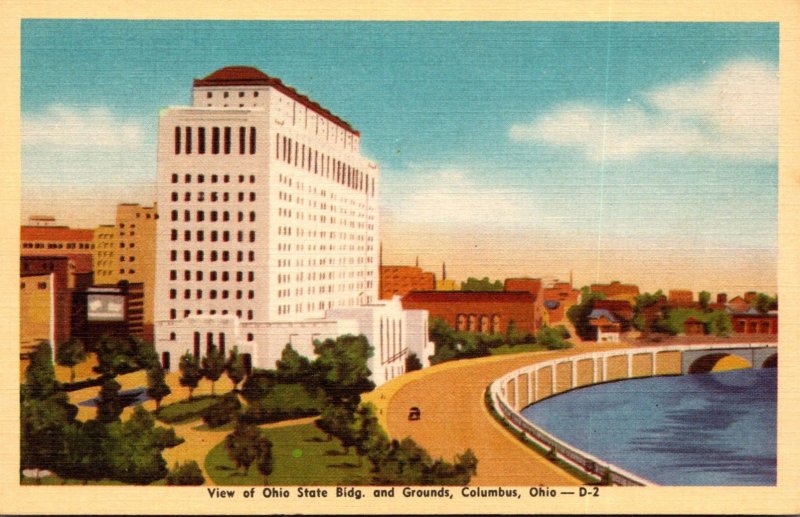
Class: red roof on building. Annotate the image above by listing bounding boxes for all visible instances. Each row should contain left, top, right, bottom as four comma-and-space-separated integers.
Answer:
193, 66, 359, 136
21, 226, 94, 241
403, 291, 537, 304
593, 299, 633, 312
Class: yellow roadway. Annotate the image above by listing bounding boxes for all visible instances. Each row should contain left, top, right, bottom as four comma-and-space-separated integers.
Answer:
364, 342, 632, 486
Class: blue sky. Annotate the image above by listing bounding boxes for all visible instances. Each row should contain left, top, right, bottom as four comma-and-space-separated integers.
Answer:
21, 21, 778, 293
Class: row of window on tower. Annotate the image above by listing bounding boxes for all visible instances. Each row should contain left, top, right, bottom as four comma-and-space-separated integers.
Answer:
170, 191, 257, 203
171, 173, 255, 184
168, 308, 254, 320
275, 133, 375, 197
169, 270, 255, 282
170, 229, 256, 243
174, 126, 256, 155
169, 288, 255, 300
170, 210, 256, 222
169, 249, 255, 262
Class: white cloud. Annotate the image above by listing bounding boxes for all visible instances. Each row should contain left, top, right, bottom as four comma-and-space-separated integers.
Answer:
22, 105, 145, 149
509, 59, 778, 162
383, 167, 535, 228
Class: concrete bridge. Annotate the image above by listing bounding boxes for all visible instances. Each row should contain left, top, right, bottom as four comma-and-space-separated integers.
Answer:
489, 342, 777, 486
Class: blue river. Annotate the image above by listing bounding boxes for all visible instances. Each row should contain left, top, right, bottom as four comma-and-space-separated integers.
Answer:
520, 368, 776, 486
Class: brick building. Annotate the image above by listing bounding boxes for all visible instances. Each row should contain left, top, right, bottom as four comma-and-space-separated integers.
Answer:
731, 309, 778, 335
590, 281, 640, 304
402, 291, 540, 334
542, 281, 580, 323
20, 256, 72, 355
379, 265, 435, 300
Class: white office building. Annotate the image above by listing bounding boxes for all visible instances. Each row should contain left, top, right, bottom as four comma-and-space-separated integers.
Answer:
154, 66, 431, 385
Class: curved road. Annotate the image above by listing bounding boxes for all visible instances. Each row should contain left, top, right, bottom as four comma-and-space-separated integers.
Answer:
378, 343, 629, 486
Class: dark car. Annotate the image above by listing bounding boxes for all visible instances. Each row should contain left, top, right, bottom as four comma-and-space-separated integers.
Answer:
408, 406, 421, 421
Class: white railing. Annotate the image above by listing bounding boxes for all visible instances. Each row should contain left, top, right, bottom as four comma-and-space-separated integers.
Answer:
488, 342, 777, 486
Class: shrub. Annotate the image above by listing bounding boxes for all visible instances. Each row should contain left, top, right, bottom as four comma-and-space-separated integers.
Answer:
166, 461, 204, 485
156, 395, 219, 424
201, 392, 242, 428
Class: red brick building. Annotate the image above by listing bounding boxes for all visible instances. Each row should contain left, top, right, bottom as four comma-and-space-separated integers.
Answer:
668, 289, 695, 307
590, 281, 640, 304
503, 278, 546, 328
542, 281, 580, 323
683, 316, 706, 335
401, 291, 540, 334
731, 310, 778, 335
379, 265, 435, 300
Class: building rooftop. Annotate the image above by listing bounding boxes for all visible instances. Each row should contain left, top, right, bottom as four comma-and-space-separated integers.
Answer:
21, 226, 94, 241
193, 66, 359, 136
402, 291, 537, 304
588, 309, 618, 322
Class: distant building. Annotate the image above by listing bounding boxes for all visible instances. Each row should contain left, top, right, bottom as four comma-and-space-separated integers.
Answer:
112, 203, 157, 340
542, 281, 580, 323
379, 265, 435, 300
93, 224, 117, 283
731, 309, 778, 335
20, 272, 55, 356
70, 282, 147, 344
21, 224, 95, 256
503, 278, 546, 328
668, 289, 694, 307
20, 256, 73, 355
592, 299, 634, 331
435, 262, 459, 291
402, 291, 540, 334
590, 281, 640, 304
435, 278, 459, 291
727, 296, 750, 313
587, 309, 620, 342
683, 316, 705, 335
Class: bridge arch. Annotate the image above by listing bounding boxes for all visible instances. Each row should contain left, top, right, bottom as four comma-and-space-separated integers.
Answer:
762, 353, 777, 368
687, 353, 752, 374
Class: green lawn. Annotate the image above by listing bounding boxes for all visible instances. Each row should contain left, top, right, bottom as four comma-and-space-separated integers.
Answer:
489, 343, 546, 355
205, 423, 373, 486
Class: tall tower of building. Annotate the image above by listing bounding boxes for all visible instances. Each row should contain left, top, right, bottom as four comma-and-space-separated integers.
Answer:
153, 67, 417, 382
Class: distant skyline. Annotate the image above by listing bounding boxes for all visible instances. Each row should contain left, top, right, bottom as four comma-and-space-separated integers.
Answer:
21, 21, 778, 294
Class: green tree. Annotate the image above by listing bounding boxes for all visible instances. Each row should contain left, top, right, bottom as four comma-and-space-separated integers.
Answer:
179, 352, 202, 401
225, 419, 261, 474
55, 337, 87, 383
405, 352, 423, 372
567, 287, 606, 341
313, 335, 375, 409
23, 341, 59, 400
705, 310, 733, 337
276, 343, 312, 383
225, 347, 247, 391
460, 277, 503, 291
241, 369, 278, 403
751, 293, 778, 313
202, 392, 242, 428
166, 460, 205, 485
201, 345, 226, 395
256, 436, 274, 484
317, 403, 356, 447
699, 291, 712, 311
104, 406, 172, 484
146, 366, 171, 411
54, 420, 106, 484
353, 403, 384, 467
96, 377, 125, 423
21, 395, 77, 483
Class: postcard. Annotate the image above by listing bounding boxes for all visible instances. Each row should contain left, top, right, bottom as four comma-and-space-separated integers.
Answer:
3, 1, 800, 515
